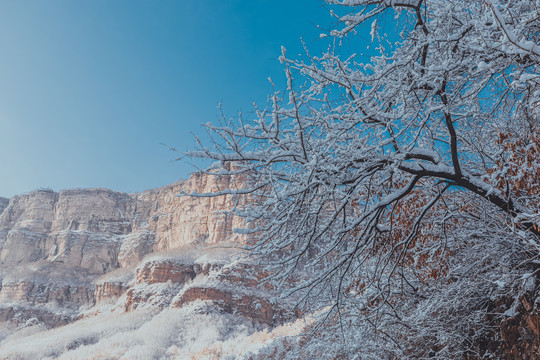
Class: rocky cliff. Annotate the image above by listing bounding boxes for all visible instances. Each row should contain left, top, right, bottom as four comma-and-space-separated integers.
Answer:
0, 169, 299, 360
0, 170, 244, 274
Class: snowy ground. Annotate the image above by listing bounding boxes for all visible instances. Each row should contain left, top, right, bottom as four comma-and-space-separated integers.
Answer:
0, 300, 308, 360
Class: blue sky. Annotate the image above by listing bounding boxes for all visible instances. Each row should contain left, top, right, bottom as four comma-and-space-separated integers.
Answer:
0, 0, 367, 197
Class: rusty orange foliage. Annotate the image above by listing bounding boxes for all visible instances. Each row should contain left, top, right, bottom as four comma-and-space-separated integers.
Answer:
493, 129, 540, 198
490, 128, 540, 232
346, 177, 457, 296
387, 182, 454, 284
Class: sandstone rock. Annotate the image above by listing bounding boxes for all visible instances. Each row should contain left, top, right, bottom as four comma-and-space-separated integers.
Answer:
0, 282, 94, 305
117, 230, 155, 267
123, 281, 186, 312
135, 259, 196, 285
122, 257, 199, 311
137, 171, 244, 252
0, 190, 56, 234
0, 171, 268, 339
0, 189, 131, 272
119, 254, 285, 327
50, 189, 135, 234
94, 281, 127, 303
0, 304, 73, 328
0, 263, 95, 307
174, 286, 277, 326
0, 171, 243, 274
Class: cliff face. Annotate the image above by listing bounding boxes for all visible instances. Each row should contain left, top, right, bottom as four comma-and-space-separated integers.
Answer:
0, 169, 299, 360
0, 171, 243, 275
0, 170, 256, 332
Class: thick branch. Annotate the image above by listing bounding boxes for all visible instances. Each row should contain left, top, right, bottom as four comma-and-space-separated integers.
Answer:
438, 79, 462, 176
399, 162, 540, 239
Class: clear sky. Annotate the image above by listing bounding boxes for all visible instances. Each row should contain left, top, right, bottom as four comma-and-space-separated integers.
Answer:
0, 0, 367, 198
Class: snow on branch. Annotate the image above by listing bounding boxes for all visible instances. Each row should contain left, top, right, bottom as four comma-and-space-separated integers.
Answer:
185, 1, 540, 355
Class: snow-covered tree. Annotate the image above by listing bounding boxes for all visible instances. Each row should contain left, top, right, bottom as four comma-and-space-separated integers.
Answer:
188, 0, 539, 357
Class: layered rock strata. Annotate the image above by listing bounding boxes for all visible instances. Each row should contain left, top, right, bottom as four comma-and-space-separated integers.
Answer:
0, 170, 250, 330
0, 170, 243, 274
122, 256, 292, 326
0, 167, 292, 341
